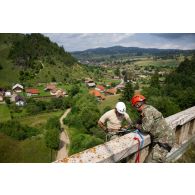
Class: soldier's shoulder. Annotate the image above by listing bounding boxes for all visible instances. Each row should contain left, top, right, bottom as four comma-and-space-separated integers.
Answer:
143, 105, 155, 113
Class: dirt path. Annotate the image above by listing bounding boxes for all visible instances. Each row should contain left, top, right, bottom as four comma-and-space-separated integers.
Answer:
56, 108, 71, 160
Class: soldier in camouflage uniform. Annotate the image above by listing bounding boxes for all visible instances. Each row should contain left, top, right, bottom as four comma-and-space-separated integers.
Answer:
131, 94, 175, 163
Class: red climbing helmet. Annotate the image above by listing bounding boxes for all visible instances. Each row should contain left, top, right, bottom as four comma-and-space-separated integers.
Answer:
131, 94, 146, 106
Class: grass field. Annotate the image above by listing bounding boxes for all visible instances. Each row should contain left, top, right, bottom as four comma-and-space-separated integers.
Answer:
0, 104, 11, 122
133, 59, 180, 67
0, 109, 63, 162
19, 110, 63, 128
0, 133, 56, 162
98, 94, 121, 112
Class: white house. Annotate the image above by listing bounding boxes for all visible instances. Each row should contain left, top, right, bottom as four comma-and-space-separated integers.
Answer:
12, 84, 24, 93
5, 91, 12, 97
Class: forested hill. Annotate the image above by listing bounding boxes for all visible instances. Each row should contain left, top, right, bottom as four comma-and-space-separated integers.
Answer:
9, 33, 77, 67
72, 45, 195, 60
0, 33, 81, 86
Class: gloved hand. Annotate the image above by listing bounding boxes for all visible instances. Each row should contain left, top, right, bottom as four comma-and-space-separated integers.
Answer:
104, 127, 109, 133
135, 124, 142, 130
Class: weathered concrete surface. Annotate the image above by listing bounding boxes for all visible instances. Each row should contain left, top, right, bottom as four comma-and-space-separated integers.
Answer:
55, 106, 195, 163
56, 133, 150, 163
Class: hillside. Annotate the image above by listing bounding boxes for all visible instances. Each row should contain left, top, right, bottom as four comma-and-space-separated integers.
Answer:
0, 33, 90, 87
72, 45, 195, 62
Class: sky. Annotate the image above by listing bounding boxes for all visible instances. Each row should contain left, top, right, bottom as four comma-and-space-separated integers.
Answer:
44, 33, 195, 52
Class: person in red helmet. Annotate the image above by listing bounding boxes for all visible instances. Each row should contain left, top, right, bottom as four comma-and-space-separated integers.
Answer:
131, 94, 175, 163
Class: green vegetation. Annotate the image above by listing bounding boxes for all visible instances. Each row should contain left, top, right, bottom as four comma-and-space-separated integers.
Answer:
98, 94, 121, 113
0, 110, 62, 162
19, 110, 63, 127
0, 133, 55, 163
64, 93, 104, 155
45, 117, 61, 160
0, 33, 92, 86
0, 104, 11, 122
0, 120, 39, 140
142, 56, 195, 117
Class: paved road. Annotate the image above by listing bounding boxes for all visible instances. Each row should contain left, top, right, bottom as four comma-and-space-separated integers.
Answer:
56, 108, 71, 161
115, 78, 124, 89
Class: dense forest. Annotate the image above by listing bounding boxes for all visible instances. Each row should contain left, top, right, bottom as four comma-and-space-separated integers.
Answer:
9, 33, 77, 67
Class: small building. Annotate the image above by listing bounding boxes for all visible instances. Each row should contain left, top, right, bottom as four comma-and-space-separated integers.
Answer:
87, 82, 96, 88
26, 88, 40, 96
15, 95, 25, 106
84, 78, 94, 83
105, 88, 117, 95
89, 89, 105, 101
12, 84, 24, 93
56, 89, 67, 98
95, 85, 105, 92
50, 88, 58, 96
5, 91, 12, 97
50, 88, 67, 97
113, 76, 120, 79
44, 83, 56, 91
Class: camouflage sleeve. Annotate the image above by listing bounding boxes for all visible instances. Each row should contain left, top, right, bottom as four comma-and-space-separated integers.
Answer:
141, 110, 154, 133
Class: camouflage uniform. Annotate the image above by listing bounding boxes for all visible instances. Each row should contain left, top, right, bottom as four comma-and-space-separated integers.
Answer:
140, 105, 175, 163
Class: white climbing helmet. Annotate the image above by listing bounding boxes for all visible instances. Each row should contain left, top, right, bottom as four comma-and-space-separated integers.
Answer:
115, 102, 126, 114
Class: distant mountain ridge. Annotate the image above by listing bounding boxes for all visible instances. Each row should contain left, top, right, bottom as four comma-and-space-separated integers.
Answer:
71, 45, 195, 60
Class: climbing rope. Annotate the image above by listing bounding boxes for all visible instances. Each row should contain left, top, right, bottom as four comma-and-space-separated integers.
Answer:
118, 129, 144, 162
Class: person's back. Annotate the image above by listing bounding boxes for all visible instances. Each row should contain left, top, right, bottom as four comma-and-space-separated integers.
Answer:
131, 94, 175, 162
141, 105, 175, 147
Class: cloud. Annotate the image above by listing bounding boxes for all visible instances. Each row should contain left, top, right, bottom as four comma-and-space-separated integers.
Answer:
152, 33, 195, 39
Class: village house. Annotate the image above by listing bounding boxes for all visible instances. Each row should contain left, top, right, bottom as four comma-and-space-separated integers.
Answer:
44, 83, 56, 91
12, 84, 24, 93
87, 82, 96, 88
95, 85, 105, 93
56, 89, 67, 98
26, 88, 40, 96
84, 78, 94, 83
50, 88, 67, 97
113, 76, 120, 80
5, 91, 12, 97
89, 89, 105, 101
105, 88, 117, 95
15, 95, 25, 106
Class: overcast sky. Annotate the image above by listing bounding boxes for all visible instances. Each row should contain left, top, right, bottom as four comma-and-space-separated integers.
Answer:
44, 33, 195, 52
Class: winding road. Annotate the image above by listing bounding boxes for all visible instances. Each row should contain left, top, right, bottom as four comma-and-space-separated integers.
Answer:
56, 108, 71, 161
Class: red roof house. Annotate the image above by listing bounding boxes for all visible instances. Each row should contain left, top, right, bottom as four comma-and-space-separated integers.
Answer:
89, 90, 105, 100
105, 88, 117, 95
95, 85, 105, 92
26, 88, 40, 96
